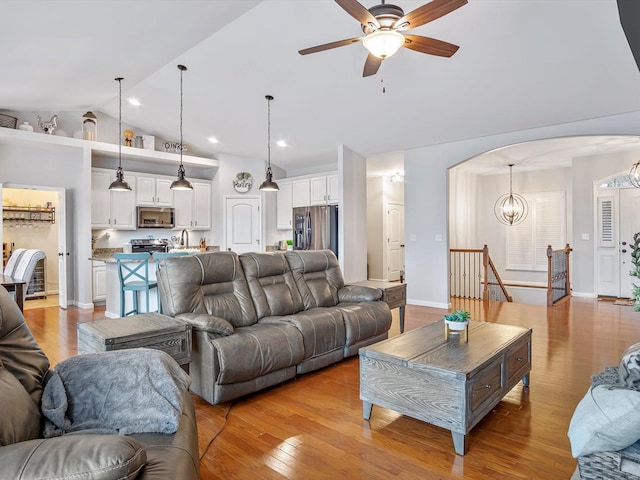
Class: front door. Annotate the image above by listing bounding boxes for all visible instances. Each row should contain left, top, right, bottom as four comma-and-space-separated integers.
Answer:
225, 196, 261, 254
619, 188, 640, 298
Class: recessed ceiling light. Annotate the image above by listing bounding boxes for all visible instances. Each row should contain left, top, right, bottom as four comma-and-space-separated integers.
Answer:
277, 140, 287, 147
128, 98, 141, 106
208, 137, 219, 144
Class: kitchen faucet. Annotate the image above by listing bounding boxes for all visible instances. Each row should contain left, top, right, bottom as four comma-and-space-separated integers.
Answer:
180, 229, 189, 248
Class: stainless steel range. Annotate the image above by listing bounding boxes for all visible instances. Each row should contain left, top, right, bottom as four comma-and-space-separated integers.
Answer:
130, 238, 169, 254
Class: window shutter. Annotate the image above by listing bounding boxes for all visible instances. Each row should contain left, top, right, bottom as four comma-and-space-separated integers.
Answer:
506, 191, 566, 271
598, 196, 615, 248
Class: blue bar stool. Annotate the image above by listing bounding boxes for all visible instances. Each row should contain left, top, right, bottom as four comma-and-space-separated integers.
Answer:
114, 252, 159, 317
152, 251, 189, 313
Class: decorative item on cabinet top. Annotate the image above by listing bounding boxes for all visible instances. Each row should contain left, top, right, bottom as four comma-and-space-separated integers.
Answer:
233, 172, 253, 193
0, 113, 17, 129
36, 115, 58, 134
163, 141, 188, 153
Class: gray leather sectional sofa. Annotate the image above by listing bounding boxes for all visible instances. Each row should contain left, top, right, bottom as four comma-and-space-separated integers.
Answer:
157, 249, 392, 405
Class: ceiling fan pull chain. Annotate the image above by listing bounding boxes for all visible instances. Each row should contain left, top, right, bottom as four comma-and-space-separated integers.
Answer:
381, 61, 386, 93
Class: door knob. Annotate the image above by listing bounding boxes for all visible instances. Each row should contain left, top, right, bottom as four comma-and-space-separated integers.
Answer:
623, 241, 628, 246
622, 249, 628, 253
58, 252, 64, 257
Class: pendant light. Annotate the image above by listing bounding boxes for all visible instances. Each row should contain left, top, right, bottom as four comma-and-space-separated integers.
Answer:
259, 95, 279, 192
109, 77, 132, 191
170, 64, 193, 191
494, 164, 528, 226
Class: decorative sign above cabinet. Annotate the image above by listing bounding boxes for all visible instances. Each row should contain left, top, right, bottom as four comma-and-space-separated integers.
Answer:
163, 141, 188, 153
233, 172, 253, 193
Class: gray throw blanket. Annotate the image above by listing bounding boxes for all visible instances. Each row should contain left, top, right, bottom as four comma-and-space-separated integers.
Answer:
41, 348, 190, 437
620, 343, 640, 388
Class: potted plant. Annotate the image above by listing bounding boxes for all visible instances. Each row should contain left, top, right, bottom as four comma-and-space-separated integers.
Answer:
630, 232, 640, 311
286, 239, 293, 251
444, 309, 470, 330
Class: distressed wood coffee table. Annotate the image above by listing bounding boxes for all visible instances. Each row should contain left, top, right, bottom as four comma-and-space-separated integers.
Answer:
359, 320, 531, 455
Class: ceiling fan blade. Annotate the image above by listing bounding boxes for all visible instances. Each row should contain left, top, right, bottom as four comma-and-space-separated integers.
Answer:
393, 0, 467, 30
403, 34, 459, 57
299, 37, 363, 55
363, 53, 382, 77
335, 0, 380, 29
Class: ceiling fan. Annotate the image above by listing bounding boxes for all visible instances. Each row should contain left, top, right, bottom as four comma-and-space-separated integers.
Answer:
299, 0, 467, 77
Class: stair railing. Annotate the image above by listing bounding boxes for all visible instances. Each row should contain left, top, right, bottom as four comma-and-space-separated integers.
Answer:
449, 245, 512, 302
547, 244, 572, 306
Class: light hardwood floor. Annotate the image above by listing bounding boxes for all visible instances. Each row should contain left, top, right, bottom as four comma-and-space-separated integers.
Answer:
22, 297, 640, 479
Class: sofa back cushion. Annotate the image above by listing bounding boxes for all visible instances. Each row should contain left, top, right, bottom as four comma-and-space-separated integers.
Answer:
284, 250, 344, 310
0, 285, 49, 445
157, 252, 257, 328
239, 252, 304, 319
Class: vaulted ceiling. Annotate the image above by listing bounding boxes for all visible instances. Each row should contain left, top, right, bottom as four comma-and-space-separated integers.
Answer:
3, 0, 640, 175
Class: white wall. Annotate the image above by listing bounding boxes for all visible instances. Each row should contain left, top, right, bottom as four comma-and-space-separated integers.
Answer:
405, 110, 640, 307
339, 145, 367, 283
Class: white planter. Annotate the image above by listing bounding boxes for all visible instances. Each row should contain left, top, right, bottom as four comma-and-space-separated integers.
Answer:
445, 319, 469, 331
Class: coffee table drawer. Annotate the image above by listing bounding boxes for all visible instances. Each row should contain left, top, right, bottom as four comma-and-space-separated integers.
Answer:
506, 338, 530, 385
470, 361, 502, 411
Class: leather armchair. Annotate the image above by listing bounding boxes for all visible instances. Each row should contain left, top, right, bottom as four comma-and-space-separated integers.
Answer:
0, 285, 199, 480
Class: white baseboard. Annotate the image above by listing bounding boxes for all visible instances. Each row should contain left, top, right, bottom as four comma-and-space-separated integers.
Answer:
572, 291, 597, 298
104, 310, 119, 319
75, 301, 95, 310
408, 299, 449, 310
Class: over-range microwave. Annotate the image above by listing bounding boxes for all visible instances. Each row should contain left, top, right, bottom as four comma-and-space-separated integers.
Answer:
137, 206, 175, 229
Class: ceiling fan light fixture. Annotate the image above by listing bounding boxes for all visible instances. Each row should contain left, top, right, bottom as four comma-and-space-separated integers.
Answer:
362, 30, 405, 59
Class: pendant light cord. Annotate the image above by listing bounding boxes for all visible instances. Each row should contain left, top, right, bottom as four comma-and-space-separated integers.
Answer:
117, 77, 123, 168
267, 95, 272, 171
180, 65, 184, 168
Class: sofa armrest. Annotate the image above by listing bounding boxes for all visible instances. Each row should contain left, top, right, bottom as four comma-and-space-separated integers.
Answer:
0, 435, 146, 480
176, 313, 235, 336
339, 285, 382, 303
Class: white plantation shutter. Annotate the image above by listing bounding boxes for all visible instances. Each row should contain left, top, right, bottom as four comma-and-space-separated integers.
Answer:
506, 191, 566, 271
598, 196, 615, 247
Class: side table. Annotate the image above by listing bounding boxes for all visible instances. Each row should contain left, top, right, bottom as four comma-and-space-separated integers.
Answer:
77, 313, 192, 367
353, 280, 407, 332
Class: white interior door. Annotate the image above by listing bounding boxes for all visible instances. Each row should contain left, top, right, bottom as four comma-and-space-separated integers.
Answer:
619, 188, 640, 298
225, 196, 261, 254
386, 203, 405, 281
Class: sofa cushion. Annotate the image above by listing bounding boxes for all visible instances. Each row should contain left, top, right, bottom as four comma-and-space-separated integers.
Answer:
336, 301, 392, 349
240, 252, 304, 319
213, 324, 304, 385
568, 382, 640, 457
285, 250, 344, 310
0, 435, 146, 480
260, 307, 346, 361
0, 366, 41, 446
157, 252, 257, 328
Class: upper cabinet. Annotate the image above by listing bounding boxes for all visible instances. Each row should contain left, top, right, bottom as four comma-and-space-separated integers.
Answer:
310, 174, 340, 205
291, 179, 310, 208
174, 182, 211, 230
136, 175, 173, 207
276, 180, 293, 230
91, 169, 136, 230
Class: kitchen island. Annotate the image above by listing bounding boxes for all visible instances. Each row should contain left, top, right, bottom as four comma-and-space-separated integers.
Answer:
90, 247, 218, 318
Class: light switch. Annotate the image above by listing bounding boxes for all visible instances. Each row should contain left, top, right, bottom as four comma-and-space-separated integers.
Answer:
435, 234, 443, 242
581, 233, 590, 240
409, 234, 417, 241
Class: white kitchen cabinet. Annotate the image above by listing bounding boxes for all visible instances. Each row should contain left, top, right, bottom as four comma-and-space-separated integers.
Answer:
136, 175, 173, 207
92, 261, 106, 302
292, 179, 310, 208
310, 177, 327, 205
174, 181, 211, 230
276, 180, 293, 229
91, 169, 136, 229
327, 174, 339, 204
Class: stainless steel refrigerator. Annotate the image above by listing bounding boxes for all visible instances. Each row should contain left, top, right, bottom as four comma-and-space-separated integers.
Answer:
292, 205, 338, 257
